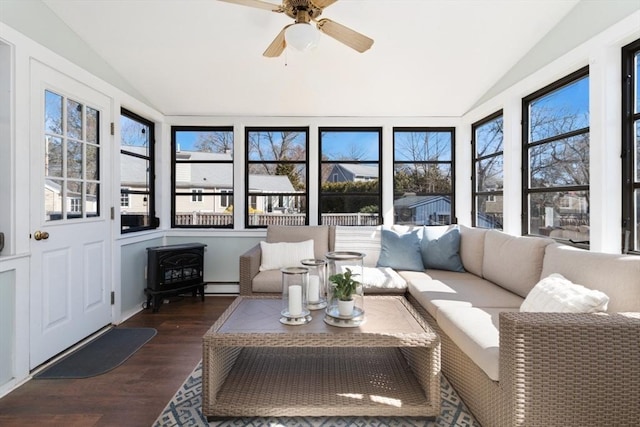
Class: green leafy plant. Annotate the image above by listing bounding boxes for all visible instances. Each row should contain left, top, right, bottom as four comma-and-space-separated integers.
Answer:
329, 267, 361, 301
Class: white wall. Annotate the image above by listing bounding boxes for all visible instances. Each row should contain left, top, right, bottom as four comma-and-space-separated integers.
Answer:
0, 21, 165, 394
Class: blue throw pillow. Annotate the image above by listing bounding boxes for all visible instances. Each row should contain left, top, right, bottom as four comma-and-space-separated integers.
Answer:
377, 227, 425, 271
421, 226, 465, 272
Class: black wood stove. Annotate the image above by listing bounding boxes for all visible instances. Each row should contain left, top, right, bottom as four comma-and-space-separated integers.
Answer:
145, 243, 207, 312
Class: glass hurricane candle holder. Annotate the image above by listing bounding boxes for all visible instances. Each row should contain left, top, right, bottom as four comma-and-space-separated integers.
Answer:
280, 266, 311, 325
301, 259, 327, 310
324, 251, 365, 327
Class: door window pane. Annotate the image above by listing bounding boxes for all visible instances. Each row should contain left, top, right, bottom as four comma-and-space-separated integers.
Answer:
67, 140, 82, 179
66, 99, 83, 140
46, 136, 63, 177
86, 107, 99, 144
45, 91, 62, 135
86, 145, 99, 180
45, 179, 63, 221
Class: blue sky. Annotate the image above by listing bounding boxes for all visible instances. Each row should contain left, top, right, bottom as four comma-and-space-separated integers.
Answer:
174, 129, 380, 161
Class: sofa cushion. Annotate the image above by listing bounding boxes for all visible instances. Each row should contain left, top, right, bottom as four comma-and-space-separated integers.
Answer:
361, 266, 407, 293
482, 230, 553, 298
334, 226, 381, 267
252, 270, 284, 293
266, 225, 329, 260
404, 270, 524, 319
541, 243, 640, 312
421, 226, 465, 272
459, 225, 488, 277
436, 306, 520, 381
520, 273, 609, 313
377, 227, 424, 271
259, 240, 314, 271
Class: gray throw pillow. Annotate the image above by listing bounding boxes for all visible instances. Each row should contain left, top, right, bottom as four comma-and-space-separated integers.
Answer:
421, 226, 465, 272
377, 227, 424, 271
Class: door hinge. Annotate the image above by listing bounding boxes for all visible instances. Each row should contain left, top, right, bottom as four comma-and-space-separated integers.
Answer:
110, 206, 115, 220
110, 291, 115, 305
110, 122, 115, 135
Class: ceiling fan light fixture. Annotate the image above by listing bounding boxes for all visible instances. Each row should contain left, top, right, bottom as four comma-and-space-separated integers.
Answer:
285, 23, 320, 52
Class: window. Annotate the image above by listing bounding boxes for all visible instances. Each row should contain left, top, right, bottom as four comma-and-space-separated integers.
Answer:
172, 126, 233, 228
220, 189, 231, 208
472, 112, 503, 229
522, 67, 590, 242
45, 90, 100, 221
70, 198, 81, 213
319, 128, 381, 226
120, 188, 130, 208
246, 127, 308, 227
393, 128, 455, 226
191, 188, 203, 202
120, 109, 156, 232
622, 38, 640, 253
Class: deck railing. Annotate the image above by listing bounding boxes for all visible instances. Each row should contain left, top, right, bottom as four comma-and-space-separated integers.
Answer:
174, 212, 379, 226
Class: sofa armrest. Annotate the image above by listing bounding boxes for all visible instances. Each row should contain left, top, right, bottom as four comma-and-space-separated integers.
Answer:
239, 244, 261, 296
499, 311, 640, 426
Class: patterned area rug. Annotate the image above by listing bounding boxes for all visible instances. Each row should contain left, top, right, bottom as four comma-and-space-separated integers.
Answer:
153, 362, 479, 427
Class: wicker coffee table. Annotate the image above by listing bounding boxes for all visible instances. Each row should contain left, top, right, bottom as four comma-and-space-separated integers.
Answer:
202, 296, 440, 419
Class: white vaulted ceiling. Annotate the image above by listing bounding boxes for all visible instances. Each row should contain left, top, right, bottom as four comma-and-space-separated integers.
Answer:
38, 0, 584, 117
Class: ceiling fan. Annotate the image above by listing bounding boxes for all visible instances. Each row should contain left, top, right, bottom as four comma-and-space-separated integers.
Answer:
218, 0, 374, 57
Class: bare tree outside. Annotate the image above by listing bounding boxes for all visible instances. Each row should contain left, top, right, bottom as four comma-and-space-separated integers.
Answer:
194, 131, 233, 154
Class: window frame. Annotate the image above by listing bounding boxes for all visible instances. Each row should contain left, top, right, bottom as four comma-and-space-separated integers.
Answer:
319, 127, 382, 226
471, 111, 504, 229
392, 127, 456, 227
622, 38, 640, 254
521, 66, 590, 243
171, 125, 234, 229
120, 108, 157, 233
245, 126, 309, 228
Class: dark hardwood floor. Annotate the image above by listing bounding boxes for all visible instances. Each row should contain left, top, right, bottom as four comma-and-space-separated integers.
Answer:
0, 295, 236, 427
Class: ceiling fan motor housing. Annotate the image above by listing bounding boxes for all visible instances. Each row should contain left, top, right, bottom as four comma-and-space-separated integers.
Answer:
284, 0, 324, 21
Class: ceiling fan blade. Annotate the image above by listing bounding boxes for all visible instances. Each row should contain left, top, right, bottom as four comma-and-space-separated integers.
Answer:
263, 25, 290, 57
311, 0, 338, 9
218, 0, 282, 12
316, 18, 373, 53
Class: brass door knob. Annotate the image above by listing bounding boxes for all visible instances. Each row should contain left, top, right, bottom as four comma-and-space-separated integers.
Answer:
33, 230, 49, 240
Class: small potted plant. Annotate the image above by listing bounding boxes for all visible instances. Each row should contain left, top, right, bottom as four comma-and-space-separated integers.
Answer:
329, 267, 361, 316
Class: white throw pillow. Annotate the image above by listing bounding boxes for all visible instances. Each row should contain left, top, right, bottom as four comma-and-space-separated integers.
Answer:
520, 273, 609, 313
334, 226, 381, 267
259, 240, 314, 271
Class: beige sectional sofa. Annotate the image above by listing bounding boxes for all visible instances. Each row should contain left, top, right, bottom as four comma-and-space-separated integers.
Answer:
239, 224, 640, 427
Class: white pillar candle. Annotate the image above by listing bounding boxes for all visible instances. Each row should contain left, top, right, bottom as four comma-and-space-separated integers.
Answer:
307, 276, 320, 303
288, 285, 302, 316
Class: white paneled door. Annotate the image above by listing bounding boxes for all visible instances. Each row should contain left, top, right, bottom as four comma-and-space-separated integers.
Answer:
29, 62, 112, 369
